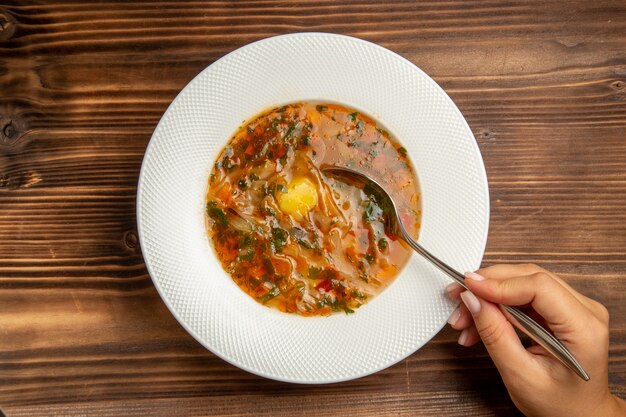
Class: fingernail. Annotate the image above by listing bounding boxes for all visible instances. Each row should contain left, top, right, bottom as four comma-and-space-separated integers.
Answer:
447, 306, 461, 325
460, 291, 481, 315
465, 271, 485, 281
445, 283, 458, 294
458, 329, 469, 346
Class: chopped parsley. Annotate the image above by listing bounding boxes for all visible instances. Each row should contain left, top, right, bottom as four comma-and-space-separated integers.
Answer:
308, 266, 322, 279
238, 248, 255, 262
296, 238, 314, 250
363, 199, 383, 223
206, 201, 228, 227
351, 290, 366, 299
260, 286, 281, 302
271, 227, 288, 252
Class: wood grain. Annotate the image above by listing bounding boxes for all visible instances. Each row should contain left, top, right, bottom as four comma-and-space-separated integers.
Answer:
1, 1, 625, 416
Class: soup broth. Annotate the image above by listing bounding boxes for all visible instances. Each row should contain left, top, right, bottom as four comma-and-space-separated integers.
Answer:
206, 102, 420, 316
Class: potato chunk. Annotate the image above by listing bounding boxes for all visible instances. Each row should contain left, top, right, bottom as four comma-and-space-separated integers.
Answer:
277, 177, 318, 221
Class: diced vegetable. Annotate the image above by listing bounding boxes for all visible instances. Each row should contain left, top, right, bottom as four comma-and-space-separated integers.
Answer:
276, 177, 318, 221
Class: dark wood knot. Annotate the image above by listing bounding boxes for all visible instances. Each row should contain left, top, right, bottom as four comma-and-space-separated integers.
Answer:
477, 129, 495, 141
0, 10, 16, 41
0, 171, 42, 189
0, 117, 27, 145
610, 80, 625, 91
124, 231, 139, 249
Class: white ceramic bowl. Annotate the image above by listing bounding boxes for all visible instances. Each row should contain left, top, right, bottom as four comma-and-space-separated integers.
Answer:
137, 32, 489, 383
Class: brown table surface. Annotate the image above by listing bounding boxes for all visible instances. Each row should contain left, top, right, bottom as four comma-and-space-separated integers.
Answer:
1, 1, 626, 416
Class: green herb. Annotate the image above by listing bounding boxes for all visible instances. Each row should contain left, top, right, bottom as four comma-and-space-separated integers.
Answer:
356, 120, 364, 133
300, 134, 310, 146
317, 295, 342, 311
364, 252, 375, 264
241, 234, 253, 247
348, 112, 359, 121
247, 125, 255, 134
222, 157, 234, 170
236, 141, 248, 154
312, 233, 322, 250
271, 118, 280, 132
296, 238, 314, 250
284, 122, 296, 139
237, 178, 248, 190
259, 142, 270, 158
238, 248, 255, 262
272, 227, 288, 252
344, 307, 355, 314
363, 199, 383, 222
308, 266, 322, 279
351, 290, 366, 299
275, 183, 288, 194
378, 237, 388, 250
317, 295, 331, 308
316, 105, 328, 112
260, 286, 281, 302
249, 173, 259, 181
398, 146, 408, 157
330, 216, 339, 226
206, 201, 228, 227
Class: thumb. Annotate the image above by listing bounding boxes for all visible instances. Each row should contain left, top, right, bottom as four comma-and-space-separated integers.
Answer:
460, 290, 533, 376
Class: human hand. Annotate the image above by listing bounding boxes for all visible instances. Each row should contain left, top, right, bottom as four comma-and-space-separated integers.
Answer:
446, 264, 626, 417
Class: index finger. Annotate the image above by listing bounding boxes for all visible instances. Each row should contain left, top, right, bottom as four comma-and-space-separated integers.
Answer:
466, 271, 593, 339
477, 264, 596, 313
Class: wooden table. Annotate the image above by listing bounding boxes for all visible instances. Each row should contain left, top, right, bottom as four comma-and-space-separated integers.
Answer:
1, 1, 625, 416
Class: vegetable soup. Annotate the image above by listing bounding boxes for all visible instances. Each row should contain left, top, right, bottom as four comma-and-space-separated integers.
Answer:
206, 102, 420, 316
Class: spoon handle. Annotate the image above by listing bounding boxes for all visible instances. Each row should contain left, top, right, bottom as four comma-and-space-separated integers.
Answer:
399, 229, 590, 381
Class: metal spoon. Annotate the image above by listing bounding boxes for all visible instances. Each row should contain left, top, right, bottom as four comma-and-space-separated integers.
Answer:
323, 165, 590, 381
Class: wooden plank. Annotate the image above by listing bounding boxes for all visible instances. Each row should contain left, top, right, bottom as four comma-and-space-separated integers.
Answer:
1, 1, 625, 416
